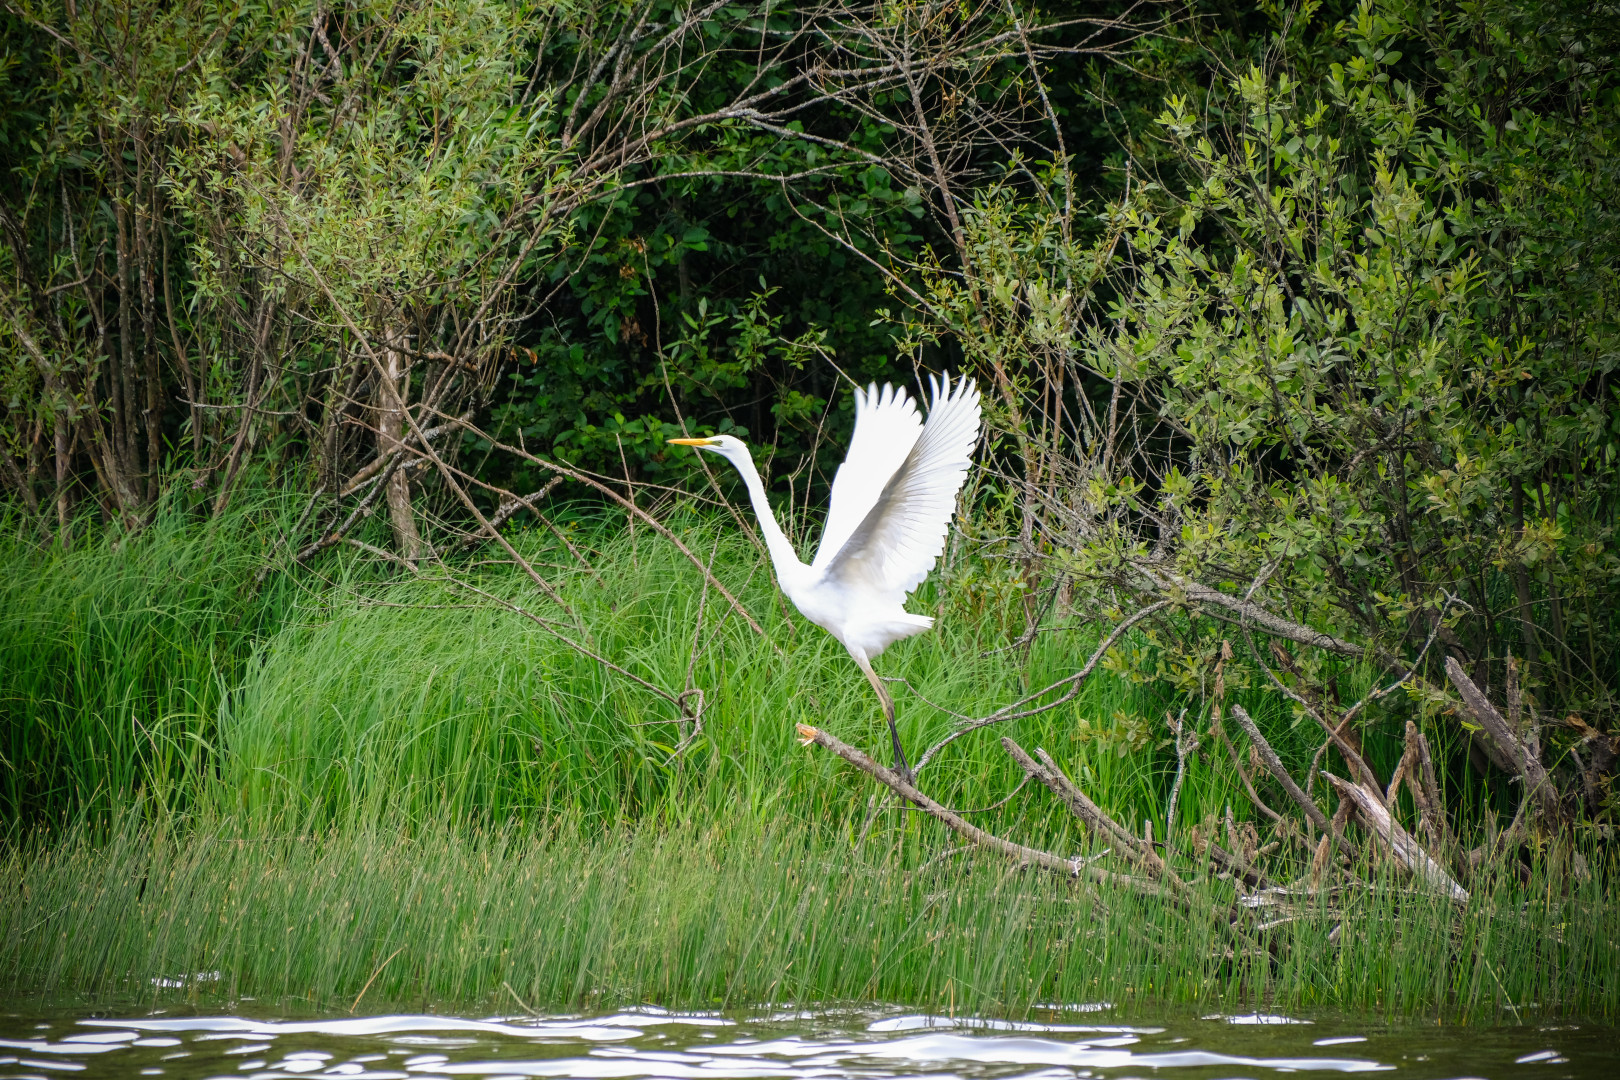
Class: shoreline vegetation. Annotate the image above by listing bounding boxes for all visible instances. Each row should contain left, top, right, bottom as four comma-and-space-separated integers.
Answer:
2, 500, 1615, 1022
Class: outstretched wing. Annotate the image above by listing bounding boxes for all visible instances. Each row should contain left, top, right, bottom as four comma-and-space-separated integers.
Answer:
822, 373, 981, 597
812, 382, 924, 569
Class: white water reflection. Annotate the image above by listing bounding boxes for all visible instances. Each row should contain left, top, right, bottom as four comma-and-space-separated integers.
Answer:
0, 1004, 1601, 1079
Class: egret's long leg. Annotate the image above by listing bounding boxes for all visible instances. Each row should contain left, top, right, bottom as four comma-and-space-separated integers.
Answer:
853, 650, 912, 784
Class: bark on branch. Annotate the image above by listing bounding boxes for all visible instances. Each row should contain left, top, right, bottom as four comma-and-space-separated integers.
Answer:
1445, 657, 1561, 822
1229, 704, 1356, 857
795, 723, 1159, 895
1321, 772, 1469, 902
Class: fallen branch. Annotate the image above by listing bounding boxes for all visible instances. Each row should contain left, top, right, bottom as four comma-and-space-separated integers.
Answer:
1445, 657, 1561, 822
1321, 772, 1469, 903
795, 723, 1160, 895
1229, 705, 1356, 857
998, 737, 1192, 895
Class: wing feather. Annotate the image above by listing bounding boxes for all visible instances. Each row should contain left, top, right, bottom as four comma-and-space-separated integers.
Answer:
812, 382, 923, 569
823, 373, 981, 597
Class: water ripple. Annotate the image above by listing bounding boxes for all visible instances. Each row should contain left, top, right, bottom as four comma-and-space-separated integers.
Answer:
0, 1004, 1605, 1079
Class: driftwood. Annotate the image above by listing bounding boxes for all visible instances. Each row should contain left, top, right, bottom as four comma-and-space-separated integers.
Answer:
1322, 772, 1469, 902
1445, 657, 1561, 821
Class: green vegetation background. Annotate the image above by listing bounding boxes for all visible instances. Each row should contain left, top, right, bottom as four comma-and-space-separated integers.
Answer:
2, 495, 1614, 1021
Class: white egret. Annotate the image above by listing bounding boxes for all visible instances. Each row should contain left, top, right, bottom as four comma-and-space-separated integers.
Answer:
669, 372, 981, 781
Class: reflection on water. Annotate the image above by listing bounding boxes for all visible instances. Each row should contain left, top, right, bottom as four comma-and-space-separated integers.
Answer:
0, 1004, 1607, 1079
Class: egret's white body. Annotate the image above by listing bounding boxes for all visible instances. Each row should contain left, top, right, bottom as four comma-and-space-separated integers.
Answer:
670, 373, 981, 777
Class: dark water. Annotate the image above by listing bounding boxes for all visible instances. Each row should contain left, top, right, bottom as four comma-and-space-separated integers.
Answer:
0, 1003, 1613, 1079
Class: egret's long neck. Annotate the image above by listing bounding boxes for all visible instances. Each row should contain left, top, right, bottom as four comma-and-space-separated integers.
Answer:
728, 448, 804, 580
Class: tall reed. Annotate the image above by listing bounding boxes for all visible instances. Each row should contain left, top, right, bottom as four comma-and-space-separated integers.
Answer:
3, 811, 1611, 1021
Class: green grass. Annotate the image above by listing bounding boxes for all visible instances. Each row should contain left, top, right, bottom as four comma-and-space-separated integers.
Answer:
0, 491, 308, 825
1, 495, 1613, 1021
3, 811, 1612, 1021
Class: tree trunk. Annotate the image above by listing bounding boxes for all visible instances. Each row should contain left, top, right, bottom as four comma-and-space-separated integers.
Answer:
378, 325, 422, 566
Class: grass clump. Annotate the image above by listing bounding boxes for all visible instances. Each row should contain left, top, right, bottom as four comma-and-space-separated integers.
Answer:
0, 493, 305, 825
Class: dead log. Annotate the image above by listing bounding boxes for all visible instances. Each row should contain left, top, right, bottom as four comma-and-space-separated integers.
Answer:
1322, 772, 1469, 902
1445, 657, 1561, 821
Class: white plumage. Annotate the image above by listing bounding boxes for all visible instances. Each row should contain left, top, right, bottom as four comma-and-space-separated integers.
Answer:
670, 372, 981, 778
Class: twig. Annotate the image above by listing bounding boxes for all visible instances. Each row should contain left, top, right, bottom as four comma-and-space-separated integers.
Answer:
999, 738, 1191, 895
1211, 710, 1284, 823
914, 600, 1170, 772
1445, 657, 1560, 821
350, 946, 405, 1014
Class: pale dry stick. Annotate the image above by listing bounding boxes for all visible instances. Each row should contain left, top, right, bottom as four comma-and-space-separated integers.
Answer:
1301, 604, 1450, 798
453, 476, 565, 550
502, 981, 542, 1018
795, 723, 1158, 895
1204, 840, 1269, 889
1404, 721, 1453, 854
1244, 630, 1381, 793
1445, 656, 1561, 821
1320, 773, 1469, 903
1007, 740, 1194, 896
1384, 743, 1414, 813
913, 600, 1170, 773
1136, 567, 1403, 667
338, 415, 467, 497
997, 739, 1162, 872
1229, 704, 1357, 857
350, 946, 405, 1014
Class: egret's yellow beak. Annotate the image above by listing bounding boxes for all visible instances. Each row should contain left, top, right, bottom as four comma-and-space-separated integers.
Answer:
667, 437, 718, 446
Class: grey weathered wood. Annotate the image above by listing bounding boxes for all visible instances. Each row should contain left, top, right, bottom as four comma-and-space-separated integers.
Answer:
1445, 656, 1560, 820
1229, 705, 1341, 845
796, 724, 1157, 894
1322, 772, 1469, 903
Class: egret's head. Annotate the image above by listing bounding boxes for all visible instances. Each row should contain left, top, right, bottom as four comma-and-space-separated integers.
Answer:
667, 433, 750, 463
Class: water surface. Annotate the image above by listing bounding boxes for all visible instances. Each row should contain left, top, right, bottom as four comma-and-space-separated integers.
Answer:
0, 1003, 1610, 1079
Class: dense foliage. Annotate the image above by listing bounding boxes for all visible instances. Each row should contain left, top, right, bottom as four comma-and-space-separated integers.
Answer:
920, 0, 1619, 827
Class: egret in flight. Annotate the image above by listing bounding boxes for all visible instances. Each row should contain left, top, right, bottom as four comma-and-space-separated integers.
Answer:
669, 373, 981, 781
